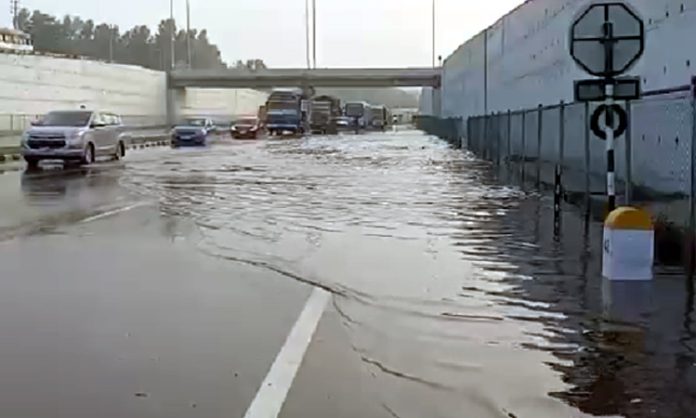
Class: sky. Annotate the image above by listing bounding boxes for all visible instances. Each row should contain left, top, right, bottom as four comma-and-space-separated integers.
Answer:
2, 0, 523, 67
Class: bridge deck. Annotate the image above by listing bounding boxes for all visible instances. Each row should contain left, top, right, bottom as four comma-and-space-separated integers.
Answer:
169, 68, 442, 88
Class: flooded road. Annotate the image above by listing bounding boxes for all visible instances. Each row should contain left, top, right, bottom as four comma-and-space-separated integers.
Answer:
1, 131, 694, 417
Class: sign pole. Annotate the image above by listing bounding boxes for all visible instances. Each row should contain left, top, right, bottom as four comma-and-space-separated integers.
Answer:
605, 83, 616, 212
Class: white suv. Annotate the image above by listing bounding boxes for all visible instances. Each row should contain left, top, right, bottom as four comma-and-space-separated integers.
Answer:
21, 110, 127, 169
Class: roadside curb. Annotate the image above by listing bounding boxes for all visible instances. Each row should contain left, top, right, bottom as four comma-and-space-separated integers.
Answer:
127, 136, 171, 150
0, 152, 21, 163
0, 136, 171, 165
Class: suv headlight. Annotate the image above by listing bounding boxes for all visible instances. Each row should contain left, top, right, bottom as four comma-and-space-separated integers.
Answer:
66, 131, 85, 147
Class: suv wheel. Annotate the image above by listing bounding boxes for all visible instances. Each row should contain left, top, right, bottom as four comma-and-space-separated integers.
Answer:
82, 143, 95, 165
114, 142, 125, 160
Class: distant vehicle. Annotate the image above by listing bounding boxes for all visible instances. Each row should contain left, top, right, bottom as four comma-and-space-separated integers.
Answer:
0, 28, 33, 53
20, 110, 126, 169
310, 95, 341, 135
171, 117, 215, 147
344, 101, 369, 132
334, 116, 353, 131
231, 116, 262, 139
371, 105, 390, 131
265, 89, 306, 136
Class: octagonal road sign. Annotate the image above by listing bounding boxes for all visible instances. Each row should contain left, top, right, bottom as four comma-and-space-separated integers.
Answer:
570, 2, 645, 77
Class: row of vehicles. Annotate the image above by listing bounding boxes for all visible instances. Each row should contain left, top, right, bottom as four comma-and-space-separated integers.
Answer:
19, 94, 395, 167
262, 88, 393, 136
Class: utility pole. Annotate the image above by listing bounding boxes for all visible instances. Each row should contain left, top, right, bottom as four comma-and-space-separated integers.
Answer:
109, 25, 114, 62
169, 0, 175, 71
10, 0, 19, 29
186, 0, 192, 68
431, 0, 435, 68
305, 0, 310, 69
312, 0, 317, 68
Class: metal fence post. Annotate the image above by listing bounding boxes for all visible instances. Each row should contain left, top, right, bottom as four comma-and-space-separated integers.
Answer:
477, 116, 481, 155
469, 117, 473, 152
521, 110, 527, 183
496, 112, 502, 166
537, 104, 543, 188
690, 83, 696, 277
625, 101, 633, 204
555, 101, 565, 237
584, 101, 591, 201
483, 112, 489, 159
507, 109, 512, 164
559, 101, 565, 166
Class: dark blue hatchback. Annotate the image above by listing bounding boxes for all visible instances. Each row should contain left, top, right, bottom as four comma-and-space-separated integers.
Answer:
171, 118, 215, 147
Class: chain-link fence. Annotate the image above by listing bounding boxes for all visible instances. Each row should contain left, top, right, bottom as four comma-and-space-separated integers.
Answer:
414, 115, 463, 146
465, 89, 696, 267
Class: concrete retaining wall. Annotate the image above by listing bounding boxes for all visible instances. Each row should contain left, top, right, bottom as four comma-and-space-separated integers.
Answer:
0, 52, 268, 130
0, 53, 166, 121
181, 88, 268, 120
442, 0, 696, 119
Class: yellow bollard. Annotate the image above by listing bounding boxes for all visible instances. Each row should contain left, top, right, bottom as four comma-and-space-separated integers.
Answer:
602, 207, 654, 281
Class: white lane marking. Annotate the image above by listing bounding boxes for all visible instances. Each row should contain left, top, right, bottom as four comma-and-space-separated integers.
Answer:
243, 287, 331, 418
80, 202, 149, 223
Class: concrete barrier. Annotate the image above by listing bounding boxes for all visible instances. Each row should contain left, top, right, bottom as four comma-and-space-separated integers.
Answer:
0, 133, 172, 164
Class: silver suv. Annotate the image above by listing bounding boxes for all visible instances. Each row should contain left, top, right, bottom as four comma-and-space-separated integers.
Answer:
21, 110, 127, 169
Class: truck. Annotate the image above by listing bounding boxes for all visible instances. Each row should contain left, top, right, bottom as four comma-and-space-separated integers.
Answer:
309, 95, 341, 135
264, 88, 306, 136
344, 101, 371, 133
371, 105, 390, 131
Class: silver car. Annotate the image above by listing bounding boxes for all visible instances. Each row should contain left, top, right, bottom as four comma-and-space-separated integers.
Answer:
21, 110, 127, 169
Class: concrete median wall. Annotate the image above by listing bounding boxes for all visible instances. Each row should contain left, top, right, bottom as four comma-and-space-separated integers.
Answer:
0, 52, 268, 131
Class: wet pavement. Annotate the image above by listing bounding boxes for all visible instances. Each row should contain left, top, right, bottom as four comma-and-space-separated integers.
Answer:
0, 131, 694, 418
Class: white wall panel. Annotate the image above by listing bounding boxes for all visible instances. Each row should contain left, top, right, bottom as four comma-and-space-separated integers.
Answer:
442, 0, 696, 120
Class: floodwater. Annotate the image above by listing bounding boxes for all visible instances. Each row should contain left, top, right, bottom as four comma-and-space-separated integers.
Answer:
122, 131, 696, 418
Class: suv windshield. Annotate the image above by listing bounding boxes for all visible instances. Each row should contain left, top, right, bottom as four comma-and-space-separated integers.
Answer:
38, 111, 92, 127
185, 118, 207, 126
236, 118, 257, 125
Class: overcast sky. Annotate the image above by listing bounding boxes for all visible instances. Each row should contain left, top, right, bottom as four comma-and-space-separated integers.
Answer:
3, 0, 523, 67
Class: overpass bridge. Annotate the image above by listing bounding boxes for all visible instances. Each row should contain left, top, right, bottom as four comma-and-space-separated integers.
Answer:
169, 67, 442, 89
166, 67, 442, 122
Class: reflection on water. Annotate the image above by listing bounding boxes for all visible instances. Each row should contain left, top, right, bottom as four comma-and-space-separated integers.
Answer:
124, 131, 696, 418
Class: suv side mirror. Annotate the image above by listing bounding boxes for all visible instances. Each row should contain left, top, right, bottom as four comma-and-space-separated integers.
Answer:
90, 122, 106, 128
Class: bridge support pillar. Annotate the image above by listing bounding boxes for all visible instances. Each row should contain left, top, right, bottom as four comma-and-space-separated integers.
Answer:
166, 73, 187, 125
431, 87, 442, 117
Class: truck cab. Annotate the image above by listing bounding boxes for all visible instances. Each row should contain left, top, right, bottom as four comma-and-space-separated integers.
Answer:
265, 89, 306, 136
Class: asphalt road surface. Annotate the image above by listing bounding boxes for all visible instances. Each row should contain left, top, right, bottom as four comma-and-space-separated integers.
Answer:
0, 132, 694, 418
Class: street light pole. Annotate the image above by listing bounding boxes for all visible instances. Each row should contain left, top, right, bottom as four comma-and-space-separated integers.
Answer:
109, 25, 114, 62
312, 0, 317, 68
186, 0, 192, 68
432, 0, 435, 68
305, 0, 310, 69
170, 0, 175, 71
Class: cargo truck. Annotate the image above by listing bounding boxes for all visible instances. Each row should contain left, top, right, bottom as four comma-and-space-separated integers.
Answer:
309, 95, 341, 135
265, 88, 307, 136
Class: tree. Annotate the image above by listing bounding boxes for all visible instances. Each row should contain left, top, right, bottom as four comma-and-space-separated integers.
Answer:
12, 8, 229, 71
